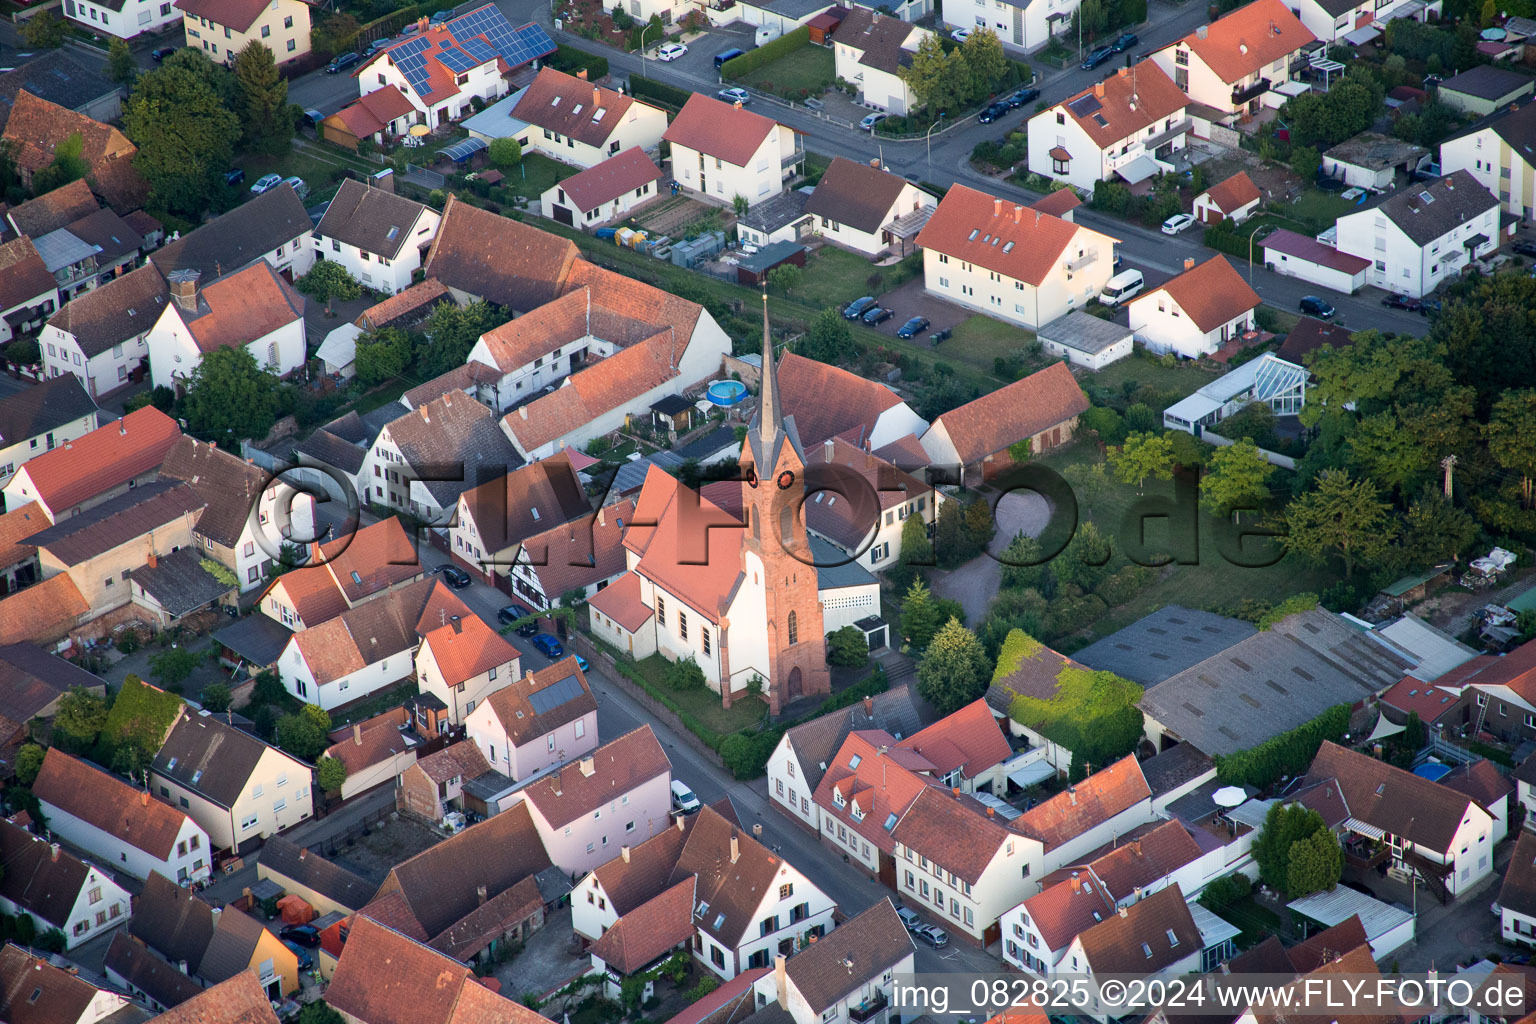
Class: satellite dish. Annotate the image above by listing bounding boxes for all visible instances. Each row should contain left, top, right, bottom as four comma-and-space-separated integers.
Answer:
1213, 786, 1247, 808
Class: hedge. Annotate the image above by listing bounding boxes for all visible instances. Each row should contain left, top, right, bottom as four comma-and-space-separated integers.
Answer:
1213, 703, 1350, 789
549, 43, 609, 81
630, 74, 693, 111
721, 26, 810, 80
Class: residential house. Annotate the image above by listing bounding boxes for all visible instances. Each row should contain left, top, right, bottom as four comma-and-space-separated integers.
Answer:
799, 435, 937, 572
1193, 171, 1262, 224
147, 261, 307, 392
0, 571, 90, 645
1333, 171, 1501, 299
776, 352, 929, 450
830, 10, 932, 116
130, 872, 300, 998
0, 92, 147, 213
1435, 642, 1536, 744
1290, 0, 1439, 43
0, 236, 61, 346
139, 972, 280, 1024
1012, 755, 1156, 880
415, 601, 521, 725
0, 643, 105, 769
940, 0, 1079, 51
175, 0, 311, 64
803, 156, 935, 256
1443, 758, 1512, 846
1500, 830, 1536, 946
1061, 886, 1204, 1020
7, 179, 144, 300
159, 435, 317, 592
397, 739, 499, 821
367, 800, 561, 962
149, 184, 313, 281
32, 748, 211, 885
1303, 740, 1496, 900
466, 656, 600, 782
41, 266, 168, 400
150, 709, 315, 853
1321, 133, 1429, 190
0, 818, 132, 950
1440, 102, 1536, 222
63, 0, 181, 41
1148, 0, 1316, 119
362, 389, 524, 525
0, 376, 97, 494
277, 577, 479, 711
511, 68, 668, 169
663, 93, 803, 208
448, 451, 590, 591
357, 8, 555, 127
321, 88, 418, 151
423, 195, 579, 311
747, 898, 914, 1024
1127, 255, 1261, 359
261, 516, 424, 632
502, 497, 635, 610
321, 717, 420, 801
314, 180, 441, 296
915, 183, 1119, 330
127, 545, 239, 627
984, 637, 1101, 770
587, 875, 697, 997
1028, 65, 1191, 194
0, 943, 134, 1024
0, 52, 122, 127
104, 932, 205, 1013
572, 805, 838, 979
0, 501, 45, 595
541, 147, 665, 227
1438, 66, 1535, 116
507, 725, 672, 874
919, 362, 1088, 485
256, 835, 377, 916
325, 915, 559, 1024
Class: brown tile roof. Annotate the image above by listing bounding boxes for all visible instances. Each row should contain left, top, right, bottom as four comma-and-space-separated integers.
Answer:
1259, 229, 1371, 276
871, 432, 929, 471
66, 206, 144, 264
7, 178, 98, 236
1, 92, 142, 201
198, 906, 278, 984
589, 814, 693, 915
555, 148, 663, 213
1057, 63, 1188, 150
172, 0, 271, 33
258, 835, 377, 912
512, 68, 636, 148
315, 515, 424, 605
620, 465, 744, 625
358, 277, 451, 332
358, 892, 430, 943
424, 195, 579, 311
152, 711, 293, 811
587, 570, 653, 633
784, 899, 912, 1014
142, 970, 278, 1024
1455, 640, 1536, 705
931, 361, 1089, 465
782, 689, 922, 797
157, 436, 266, 549
30, 480, 204, 566
414, 739, 491, 785
1284, 915, 1368, 973
483, 656, 598, 747
1277, 316, 1354, 365
890, 784, 1015, 884
1041, 819, 1205, 897
1201, 171, 1261, 214
520, 497, 634, 599
1304, 741, 1479, 854
328, 86, 417, 141
777, 352, 910, 449
9, 405, 181, 517
0, 502, 46, 569
0, 572, 87, 644
1031, 189, 1083, 219
917, 184, 1107, 287
1175, 0, 1316, 84
589, 876, 696, 975
501, 340, 680, 453
833, 8, 920, 75
1017, 755, 1151, 850
47, 264, 169, 358
522, 725, 670, 828
0, 942, 121, 1024
0, 376, 95, 452
179, 261, 306, 355
324, 719, 413, 777
1255, 944, 1401, 1024
150, 186, 309, 280
659, 967, 769, 1024
104, 932, 204, 1012
318, 179, 433, 262
419, 611, 519, 685
402, 361, 501, 410
0, 817, 95, 929
662, 93, 779, 168
1073, 884, 1200, 973
290, 578, 470, 685
457, 450, 589, 554
803, 156, 914, 235
0, 644, 99, 725
0, 236, 57, 312
32, 748, 192, 859
562, 259, 704, 344
671, 805, 793, 947
1441, 757, 1512, 810
1501, 831, 1536, 921
382, 389, 524, 508
429, 874, 544, 961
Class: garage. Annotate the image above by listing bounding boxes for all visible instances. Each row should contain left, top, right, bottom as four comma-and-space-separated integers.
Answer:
552, 205, 574, 226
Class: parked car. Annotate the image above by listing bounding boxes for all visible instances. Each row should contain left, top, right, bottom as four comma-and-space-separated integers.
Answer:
950, 27, 971, 41
1298, 295, 1336, 319
429, 9, 454, 24
280, 925, 321, 947
497, 603, 533, 627
326, 51, 360, 73
1081, 45, 1115, 69
1112, 31, 1139, 51
844, 296, 878, 319
250, 173, 282, 194
1160, 212, 1196, 235
574, 653, 590, 672
1420, 297, 1442, 315
438, 565, 472, 588
657, 41, 687, 61
365, 37, 393, 55
151, 46, 178, 62
1512, 240, 1536, 258
1382, 294, 1422, 312
896, 316, 930, 338
978, 101, 1010, 124
224, 168, 246, 186
929, 328, 952, 344
302, 109, 326, 128
714, 47, 748, 68
716, 87, 750, 104
530, 633, 565, 659
671, 780, 702, 813
282, 941, 314, 970
896, 907, 922, 932
1007, 86, 1040, 107
282, 176, 308, 199
862, 306, 894, 325
913, 924, 949, 948
860, 112, 885, 131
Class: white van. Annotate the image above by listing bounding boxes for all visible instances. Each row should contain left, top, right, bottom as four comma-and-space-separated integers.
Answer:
1099, 269, 1145, 307
671, 779, 701, 814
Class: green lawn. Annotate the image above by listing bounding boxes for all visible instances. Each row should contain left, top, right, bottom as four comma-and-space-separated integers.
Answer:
1220, 897, 1284, 951
796, 247, 887, 310
501, 153, 577, 203
736, 45, 835, 96
1284, 189, 1358, 233
1086, 352, 1217, 410
944, 315, 1036, 373
620, 654, 767, 742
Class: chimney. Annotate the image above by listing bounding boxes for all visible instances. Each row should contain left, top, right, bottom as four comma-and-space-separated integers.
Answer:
579, 756, 595, 777
774, 954, 788, 1006
597, 507, 606, 527
372, 168, 396, 194
1118, 906, 1129, 918
594, 87, 602, 108
1071, 872, 1080, 892
140, 791, 150, 807
869, 157, 880, 169
119, 422, 126, 435
730, 835, 740, 864
1197, 24, 1208, 38
300, 847, 309, 860
418, 15, 428, 30
994, 198, 1003, 217
734, 101, 743, 110
167, 269, 201, 313
477, 885, 488, 905
50, 844, 60, 862
353, 723, 363, 745
621, 845, 631, 863
824, 438, 835, 462
147, 553, 158, 569
1133, 840, 1142, 856
676, 814, 687, 832
1013, 205, 1022, 224
419, 405, 430, 423
987, 806, 995, 817
577, 67, 589, 80
951, 787, 960, 798
526, 669, 535, 679
1093, 81, 1105, 98
1068, 786, 1078, 806
862, 696, 873, 717
1118, 66, 1129, 78
1183, 257, 1195, 271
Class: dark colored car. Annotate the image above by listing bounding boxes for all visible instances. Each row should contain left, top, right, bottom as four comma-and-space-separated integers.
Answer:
1382, 294, 1422, 312
896, 316, 929, 339
1081, 46, 1115, 69
861, 306, 894, 325
977, 101, 1010, 124
1112, 32, 1139, 51
530, 633, 565, 659
429, 8, 454, 24
281, 925, 321, 947
326, 51, 360, 73
1007, 86, 1040, 107
1512, 240, 1536, 258
843, 296, 878, 319
283, 941, 314, 970
1420, 298, 1442, 315
497, 602, 533, 626
930, 328, 952, 344
151, 45, 178, 62
438, 565, 472, 589
224, 168, 245, 186
1299, 295, 1336, 319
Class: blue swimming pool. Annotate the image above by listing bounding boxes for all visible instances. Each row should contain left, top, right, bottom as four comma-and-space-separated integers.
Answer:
707, 380, 748, 406
1414, 762, 1452, 782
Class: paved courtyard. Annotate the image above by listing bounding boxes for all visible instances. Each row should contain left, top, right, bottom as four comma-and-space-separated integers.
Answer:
491, 906, 592, 1005
930, 487, 1054, 627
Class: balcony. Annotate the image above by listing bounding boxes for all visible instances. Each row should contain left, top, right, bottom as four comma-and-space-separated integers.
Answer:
1064, 250, 1098, 272
1231, 78, 1271, 105
850, 992, 888, 1024
1142, 118, 1193, 151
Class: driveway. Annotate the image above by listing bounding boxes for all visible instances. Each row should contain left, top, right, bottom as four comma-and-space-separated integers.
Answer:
871, 277, 970, 344
928, 488, 1052, 627
641, 21, 754, 86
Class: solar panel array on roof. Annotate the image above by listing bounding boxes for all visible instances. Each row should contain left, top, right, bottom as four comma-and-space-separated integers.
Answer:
1067, 94, 1103, 117
460, 36, 498, 62
437, 45, 480, 72
527, 673, 585, 715
391, 36, 433, 95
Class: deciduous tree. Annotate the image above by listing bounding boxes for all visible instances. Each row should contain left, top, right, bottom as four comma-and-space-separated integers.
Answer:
298, 260, 362, 315
19, 10, 66, 48
354, 326, 411, 387
30, 134, 89, 196
181, 347, 284, 443
317, 756, 349, 793
1201, 437, 1275, 518
415, 301, 499, 379
1278, 468, 1394, 578
13, 745, 44, 786
123, 58, 241, 215
960, 29, 1007, 102
1285, 827, 1343, 899
488, 137, 522, 169
107, 39, 139, 86
1053, 519, 1112, 592
916, 617, 991, 714
799, 308, 858, 365
1106, 431, 1174, 492
54, 687, 108, 750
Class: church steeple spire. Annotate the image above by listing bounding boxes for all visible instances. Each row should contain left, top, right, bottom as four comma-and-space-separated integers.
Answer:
757, 289, 782, 445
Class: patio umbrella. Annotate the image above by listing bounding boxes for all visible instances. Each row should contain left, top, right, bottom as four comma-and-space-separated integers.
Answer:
410, 124, 430, 136
1213, 786, 1247, 808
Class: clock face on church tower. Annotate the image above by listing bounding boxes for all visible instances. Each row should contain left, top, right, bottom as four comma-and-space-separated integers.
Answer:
776, 470, 796, 490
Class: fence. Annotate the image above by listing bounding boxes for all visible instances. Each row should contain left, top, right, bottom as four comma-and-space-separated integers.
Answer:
12, 0, 61, 25
1201, 430, 1298, 470
405, 163, 447, 189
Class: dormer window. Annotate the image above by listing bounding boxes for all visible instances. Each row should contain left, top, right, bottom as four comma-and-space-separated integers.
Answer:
884, 813, 898, 831
833, 788, 845, 808
1166, 929, 1178, 946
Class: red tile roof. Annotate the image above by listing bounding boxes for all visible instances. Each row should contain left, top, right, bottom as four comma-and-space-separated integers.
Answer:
588, 876, 695, 974
663, 93, 780, 168
329, 86, 416, 141
1440, 640, 1536, 703
1030, 189, 1082, 219
1016, 755, 1151, 851
1378, 676, 1462, 724
419, 612, 519, 686
890, 784, 1017, 884
587, 570, 653, 633
520, 724, 669, 828
1058, 64, 1188, 150
316, 515, 425, 605
0, 573, 88, 644
182, 261, 306, 354
173, 0, 275, 32
8, 405, 180, 518
1021, 867, 1116, 951
1176, 0, 1315, 84
931, 361, 1089, 465
778, 352, 910, 448
620, 465, 744, 625
813, 731, 932, 859
1136, 255, 1261, 333
0, 236, 57, 313
899, 699, 1011, 779
917, 184, 1111, 287
457, 450, 589, 554
415, 739, 491, 785
482, 656, 597, 748
358, 278, 451, 331
1073, 885, 1200, 973
1201, 171, 1262, 214
520, 498, 635, 600
553, 147, 663, 213
512, 68, 637, 148
325, 719, 414, 776
1442, 758, 1513, 810
144, 970, 280, 1024
0, 502, 46, 569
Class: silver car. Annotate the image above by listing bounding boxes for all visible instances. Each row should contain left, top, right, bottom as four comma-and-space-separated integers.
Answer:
913, 924, 949, 948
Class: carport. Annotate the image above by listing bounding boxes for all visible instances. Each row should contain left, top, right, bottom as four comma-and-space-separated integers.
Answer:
442, 137, 489, 164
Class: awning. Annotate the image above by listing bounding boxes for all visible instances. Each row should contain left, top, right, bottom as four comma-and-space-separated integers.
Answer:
1344, 816, 1387, 840
1116, 154, 1161, 184
1368, 712, 1407, 742
1464, 233, 1490, 249
1343, 24, 1382, 44
1049, 145, 1072, 161
1008, 761, 1056, 788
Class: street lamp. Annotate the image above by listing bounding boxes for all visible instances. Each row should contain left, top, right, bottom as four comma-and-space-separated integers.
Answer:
640, 20, 660, 77
925, 112, 947, 173
1246, 222, 1266, 282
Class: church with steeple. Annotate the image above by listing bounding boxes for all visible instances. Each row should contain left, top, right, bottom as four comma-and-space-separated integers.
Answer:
587, 297, 874, 715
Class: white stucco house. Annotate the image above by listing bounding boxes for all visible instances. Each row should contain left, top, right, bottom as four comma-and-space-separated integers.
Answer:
146, 262, 306, 392
1333, 170, 1501, 298
540, 148, 664, 228
802, 156, 935, 257
1499, 831, 1536, 946
1290, 0, 1440, 43
466, 657, 600, 781
831, 9, 931, 116
1148, 0, 1316, 119
63, 0, 180, 39
41, 266, 167, 401
941, 0, 1079, 51
1028, 65, 1191, 194
511, 68, 668, 169
0, 376, 98, 494
1441, 103, 1536, 222
662, 93, 803, 209
414, 607, 521, 726
0, 818, 134, 950
1127, 255, 1261, 359
0, 237, 60, 347
748, 899, 915, 1024
314, 179, 440, 296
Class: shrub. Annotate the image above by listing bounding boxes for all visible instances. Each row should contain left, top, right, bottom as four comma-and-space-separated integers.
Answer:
826, 626, 869, 667
721, 27, 810, 79
200, 684, 232, 713
630, 75, 692, 110
720, 729, 782, 779
1200, 873, 1252, 913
